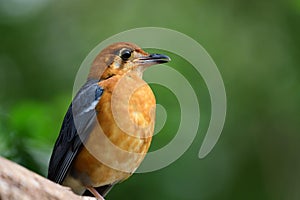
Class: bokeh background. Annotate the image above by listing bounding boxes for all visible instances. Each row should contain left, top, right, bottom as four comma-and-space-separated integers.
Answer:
1, 0, 300, 200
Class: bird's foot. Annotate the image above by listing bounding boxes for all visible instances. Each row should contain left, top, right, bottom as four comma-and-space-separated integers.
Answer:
87, 186, 105, 200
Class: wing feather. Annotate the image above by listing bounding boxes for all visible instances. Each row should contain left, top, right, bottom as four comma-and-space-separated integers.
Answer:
47, 79, 103, 184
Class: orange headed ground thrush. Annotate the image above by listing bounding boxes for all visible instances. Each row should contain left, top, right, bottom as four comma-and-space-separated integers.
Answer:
47, 42, 171, 199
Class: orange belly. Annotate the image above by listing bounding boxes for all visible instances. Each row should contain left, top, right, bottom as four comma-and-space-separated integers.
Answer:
69, 73, 156, 189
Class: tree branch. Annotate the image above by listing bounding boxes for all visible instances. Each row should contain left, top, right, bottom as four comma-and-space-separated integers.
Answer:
0, 156, 96, 200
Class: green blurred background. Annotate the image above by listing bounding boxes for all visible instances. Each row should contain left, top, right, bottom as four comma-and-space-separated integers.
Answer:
1, 0, 300, 199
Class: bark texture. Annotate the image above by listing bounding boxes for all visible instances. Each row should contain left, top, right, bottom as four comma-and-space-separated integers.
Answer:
0, 157, 96, 200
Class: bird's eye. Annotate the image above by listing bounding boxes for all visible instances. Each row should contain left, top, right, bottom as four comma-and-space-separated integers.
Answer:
120, 49, 132, 61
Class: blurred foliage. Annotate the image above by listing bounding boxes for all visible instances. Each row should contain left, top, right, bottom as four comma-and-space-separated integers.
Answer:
0, 0, 300, 200
0, 97, 69, 175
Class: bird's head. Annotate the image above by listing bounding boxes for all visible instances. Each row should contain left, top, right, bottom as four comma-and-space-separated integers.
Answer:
88, 42, 170, 80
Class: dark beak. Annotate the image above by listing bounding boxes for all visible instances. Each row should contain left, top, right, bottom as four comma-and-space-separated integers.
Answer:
137, 53, 171, 65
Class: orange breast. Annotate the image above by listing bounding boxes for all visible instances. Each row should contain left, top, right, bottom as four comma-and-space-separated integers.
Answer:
71, 72, 156, 187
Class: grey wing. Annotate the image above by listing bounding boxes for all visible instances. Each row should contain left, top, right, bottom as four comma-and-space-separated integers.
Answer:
47, 79, 103, 184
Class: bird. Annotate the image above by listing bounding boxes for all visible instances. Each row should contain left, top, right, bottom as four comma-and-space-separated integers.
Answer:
47, 42, 171, 199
